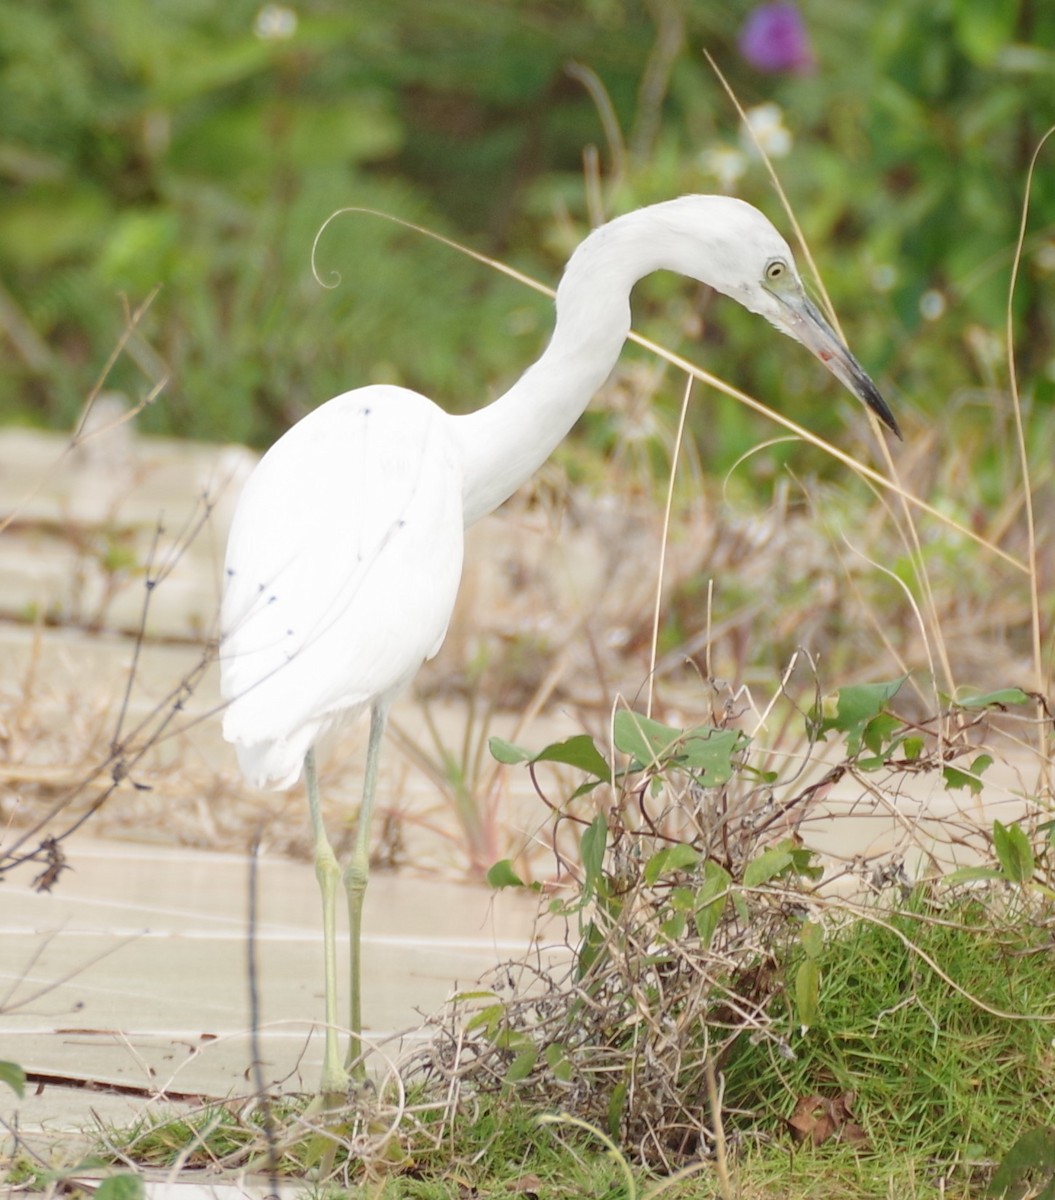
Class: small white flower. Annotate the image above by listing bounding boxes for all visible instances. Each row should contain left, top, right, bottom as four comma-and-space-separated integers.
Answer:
700, 145, 748, 192
919, 289, 946, 321
742, 103, 792, 159
254, 4, 297, 41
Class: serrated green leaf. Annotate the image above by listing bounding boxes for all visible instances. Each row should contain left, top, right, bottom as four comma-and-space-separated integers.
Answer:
993, 820, 1034, 885
0, 1061, 25, 1098
95, 1176, 145, 1200
644, 843, 699, 885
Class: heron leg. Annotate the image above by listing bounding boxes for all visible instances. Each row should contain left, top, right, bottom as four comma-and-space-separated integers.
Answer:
343, 702, 386, 1076
305, 746, 349, 1097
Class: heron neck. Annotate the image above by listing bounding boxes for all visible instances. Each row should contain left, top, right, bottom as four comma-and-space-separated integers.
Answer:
454, 212, 662, 526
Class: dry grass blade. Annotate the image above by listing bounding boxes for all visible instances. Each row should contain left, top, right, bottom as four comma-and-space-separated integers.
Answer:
1005, 125, 1055, 770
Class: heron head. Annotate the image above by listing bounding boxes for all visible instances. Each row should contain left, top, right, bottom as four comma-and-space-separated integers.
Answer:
659, 196, 902, 439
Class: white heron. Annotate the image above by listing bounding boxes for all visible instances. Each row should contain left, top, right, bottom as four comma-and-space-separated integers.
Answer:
219, 195, 899, 1095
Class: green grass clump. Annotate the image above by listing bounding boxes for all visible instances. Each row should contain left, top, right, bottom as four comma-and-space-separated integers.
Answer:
723, 891, 1055, 1170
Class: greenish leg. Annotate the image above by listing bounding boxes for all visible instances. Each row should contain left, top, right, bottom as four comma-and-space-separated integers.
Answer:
343, 702, 386, 1077
305, 745, 349, 1098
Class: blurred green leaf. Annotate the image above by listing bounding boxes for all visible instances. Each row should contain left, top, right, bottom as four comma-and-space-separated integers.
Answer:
544, 1042, 574, 1083
489, 737, 532, 765
643, 843, 699, 886
992, 820, 1034, 885
794, 959, 821, 1032
486, 859, 526, 889
952, 0, 1020, 65
800, 920, 824, 961
693, 862, 730, 947
95, 1176, 144, 1200
613, 712, 745, 784
943, 753, 993, 795
988, 1125, 1055, 1199
504, 1046, 538, 1083
0, 1061, 25, 1098
956, 688, 1032, 710
580, 814, 607, 897
808, 679, 908, 758
489, 733, 609, 780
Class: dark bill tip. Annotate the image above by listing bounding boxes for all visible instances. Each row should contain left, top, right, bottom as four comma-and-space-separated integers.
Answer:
789, 292, 903, 440
851, 363, 902, 440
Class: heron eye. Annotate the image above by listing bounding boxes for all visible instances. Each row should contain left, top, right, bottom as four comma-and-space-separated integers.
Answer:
765, 259, 787, 283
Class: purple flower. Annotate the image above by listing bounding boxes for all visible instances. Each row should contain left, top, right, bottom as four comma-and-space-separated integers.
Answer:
739, 3, 815, 75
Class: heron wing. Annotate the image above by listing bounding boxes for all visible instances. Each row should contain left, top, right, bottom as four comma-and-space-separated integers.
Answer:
219, 386, 464, 785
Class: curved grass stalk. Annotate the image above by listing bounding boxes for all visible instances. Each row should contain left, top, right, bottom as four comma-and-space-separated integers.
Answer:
311, 204, 1027, 577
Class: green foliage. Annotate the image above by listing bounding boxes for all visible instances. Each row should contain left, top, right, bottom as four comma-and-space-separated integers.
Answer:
1, 0, 1053, 478
94, 1176, 145, 1200
724, 893, 1055, 1165
990, 1126, 1055, 1200
0, 1059, 25, 1097
475, 682, 1055, 1181
807, 677, 908, 760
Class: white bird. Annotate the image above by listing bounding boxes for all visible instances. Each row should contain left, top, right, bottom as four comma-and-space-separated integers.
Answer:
219, 195, 899, 1095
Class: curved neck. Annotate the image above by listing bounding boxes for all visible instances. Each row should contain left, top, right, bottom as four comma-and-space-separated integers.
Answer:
453, 207, 678, 526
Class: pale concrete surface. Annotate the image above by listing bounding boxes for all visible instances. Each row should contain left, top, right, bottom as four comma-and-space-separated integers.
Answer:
2, 418, 1051, 1175
2, 837, 549, 1137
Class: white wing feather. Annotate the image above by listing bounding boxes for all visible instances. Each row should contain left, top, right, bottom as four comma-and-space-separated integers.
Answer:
220, 386, 464, 789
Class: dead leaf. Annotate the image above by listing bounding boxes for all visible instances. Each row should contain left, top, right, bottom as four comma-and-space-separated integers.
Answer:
508, 1175, 543, 1197
788, 1091, 869, 1149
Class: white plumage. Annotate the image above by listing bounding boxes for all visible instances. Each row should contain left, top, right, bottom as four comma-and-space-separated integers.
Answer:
221, 388, 463, 788
217, 195, 898, 1093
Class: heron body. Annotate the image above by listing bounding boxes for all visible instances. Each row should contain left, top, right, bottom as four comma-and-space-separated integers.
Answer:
219, 195, 898, 1094
221, 390, 463, 789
